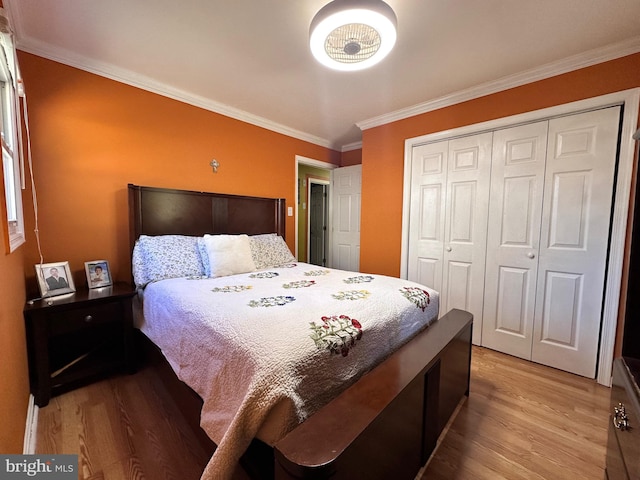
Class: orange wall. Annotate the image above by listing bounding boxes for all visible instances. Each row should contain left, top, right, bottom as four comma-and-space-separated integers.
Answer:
340, 148, 362, 166
360, 53, 640, 277
1, 0, 30, 447
18, 52, 341, 289
0, 243, 28, 453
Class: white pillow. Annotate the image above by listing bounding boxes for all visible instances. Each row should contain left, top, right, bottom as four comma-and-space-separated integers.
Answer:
203, 234, 257, 277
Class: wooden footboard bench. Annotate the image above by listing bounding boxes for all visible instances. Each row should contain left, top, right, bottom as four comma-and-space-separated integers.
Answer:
274, 308, 472, 479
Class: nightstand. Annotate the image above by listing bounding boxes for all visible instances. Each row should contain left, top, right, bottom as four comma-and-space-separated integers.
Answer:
24, 282, 136, 407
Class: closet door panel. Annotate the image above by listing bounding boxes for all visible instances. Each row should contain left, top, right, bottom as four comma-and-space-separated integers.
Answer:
408, 142, 448, 293
448, 182, 475, 242
416, 258, 439, 290
494, 266, 531, 335
532, 106, 620, 377
442, 133, 492, 345
547, 171, 590, 248
539, 271, 582, 346
445, 261, 472, 312
482, 121, 548, 359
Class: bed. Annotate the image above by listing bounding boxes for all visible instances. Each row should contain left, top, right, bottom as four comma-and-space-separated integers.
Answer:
128, 184, 472, 480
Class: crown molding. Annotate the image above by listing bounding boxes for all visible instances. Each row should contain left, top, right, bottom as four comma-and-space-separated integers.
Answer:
341, 141, 362, 152
357, 36, 640, 131
15, 37, 336, 150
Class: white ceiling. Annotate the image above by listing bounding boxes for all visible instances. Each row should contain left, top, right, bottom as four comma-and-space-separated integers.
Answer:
6, 0, 640, 150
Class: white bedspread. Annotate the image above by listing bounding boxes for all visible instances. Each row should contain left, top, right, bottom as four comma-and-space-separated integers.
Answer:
139, 263, 439, 479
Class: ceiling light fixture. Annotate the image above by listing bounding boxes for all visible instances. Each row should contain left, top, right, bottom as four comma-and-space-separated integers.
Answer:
309, 0, 397, 71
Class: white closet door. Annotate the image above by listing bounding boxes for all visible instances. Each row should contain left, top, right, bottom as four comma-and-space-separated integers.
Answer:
407, 140, 448, 292
531, 107, 620, 377
481, 121, 549, 358
442, 134, 492, 345
407, 134, 491, 345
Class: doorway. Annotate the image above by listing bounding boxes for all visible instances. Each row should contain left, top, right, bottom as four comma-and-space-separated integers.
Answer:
295, 156, 336, 263
308, 180, 329, 266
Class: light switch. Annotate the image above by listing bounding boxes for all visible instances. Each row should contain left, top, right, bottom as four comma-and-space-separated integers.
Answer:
288, 206, 293, 216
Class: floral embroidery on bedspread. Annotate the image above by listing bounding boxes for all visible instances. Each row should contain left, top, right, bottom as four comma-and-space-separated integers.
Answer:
343, 275, 374, 284
283, 280, 316, 289
304, 269, 330, 276
211, 285, 253, 293
331, 290, 370, 301
248, 296, 295, 307
249, 271, 279, 279
400, 286, 431, 311
309, 315, 363, 356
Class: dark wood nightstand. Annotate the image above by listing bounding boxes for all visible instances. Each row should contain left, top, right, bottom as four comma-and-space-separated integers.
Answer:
24, 282, 136, 407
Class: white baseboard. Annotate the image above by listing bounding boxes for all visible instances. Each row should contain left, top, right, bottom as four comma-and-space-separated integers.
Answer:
22, 394, 38, 454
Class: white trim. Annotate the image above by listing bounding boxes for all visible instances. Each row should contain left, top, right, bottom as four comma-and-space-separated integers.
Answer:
341, 141, 362, 152
295, 155, 338, 171
15, 39, 335, 150
359, 37, 640, 131
294, 155, 337, 260
401, 88, 640, 386
22, 394, 38, 454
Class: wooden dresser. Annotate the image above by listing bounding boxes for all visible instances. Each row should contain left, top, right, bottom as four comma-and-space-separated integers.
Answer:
606, 357, 640, 479
607, 132, 640, 479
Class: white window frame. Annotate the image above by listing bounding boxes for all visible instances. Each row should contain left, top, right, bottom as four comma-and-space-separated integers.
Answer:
0, 36, 24, 252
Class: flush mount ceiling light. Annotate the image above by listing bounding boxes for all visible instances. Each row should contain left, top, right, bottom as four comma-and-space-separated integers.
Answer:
309, 0, 397, 71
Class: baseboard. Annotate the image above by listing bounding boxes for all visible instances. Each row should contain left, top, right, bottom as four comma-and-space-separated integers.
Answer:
22, 394, 38, 454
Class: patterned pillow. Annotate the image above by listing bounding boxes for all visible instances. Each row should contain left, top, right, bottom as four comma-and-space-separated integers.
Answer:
250, 233, 296, 269
197, 237, 211, 277
132, 235, 206, 287
131, 240, 148, 287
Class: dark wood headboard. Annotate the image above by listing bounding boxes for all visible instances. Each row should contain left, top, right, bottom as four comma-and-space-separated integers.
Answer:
128, 184, 286, 253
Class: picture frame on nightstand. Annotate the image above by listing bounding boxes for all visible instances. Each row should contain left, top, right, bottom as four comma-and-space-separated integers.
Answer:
84, 260, 112, 289
35, 261, 75, 298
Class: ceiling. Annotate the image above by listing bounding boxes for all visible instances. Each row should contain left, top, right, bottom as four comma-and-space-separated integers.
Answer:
6, 0, 640, 150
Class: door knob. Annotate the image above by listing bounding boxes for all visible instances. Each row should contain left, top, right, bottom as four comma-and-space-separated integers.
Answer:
445, 246, 452, 252
527, 252, 536, 259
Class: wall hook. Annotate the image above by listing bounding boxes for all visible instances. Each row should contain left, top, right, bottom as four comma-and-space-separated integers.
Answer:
210, 159, 220, 173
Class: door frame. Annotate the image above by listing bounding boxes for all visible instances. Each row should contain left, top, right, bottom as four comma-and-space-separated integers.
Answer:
401, 88, 640, 386
307, 178, 330, 265
295, 155, 337, 261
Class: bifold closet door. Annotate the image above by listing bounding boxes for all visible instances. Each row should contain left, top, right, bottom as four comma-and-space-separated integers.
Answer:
531, 106, 620, 378
407, 141, 448, 294
482, 107, 620, 377
481, 121, 549, 359
407, 133, 492, 345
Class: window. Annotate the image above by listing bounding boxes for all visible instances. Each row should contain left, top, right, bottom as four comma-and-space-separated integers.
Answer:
0, 24, 24, 252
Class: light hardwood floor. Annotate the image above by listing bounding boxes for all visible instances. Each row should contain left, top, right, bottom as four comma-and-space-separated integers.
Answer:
35, 346, 611, 479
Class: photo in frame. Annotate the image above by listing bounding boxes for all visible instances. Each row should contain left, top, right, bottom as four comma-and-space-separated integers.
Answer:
35, 261, 76, 298
84, 260, 112, 288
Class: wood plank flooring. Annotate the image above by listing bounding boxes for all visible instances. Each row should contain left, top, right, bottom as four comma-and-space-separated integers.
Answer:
35, 346, 611, 479
420, 347, 610, 480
